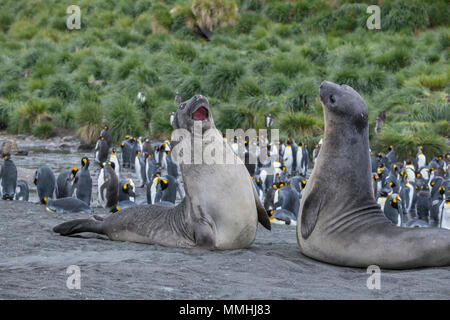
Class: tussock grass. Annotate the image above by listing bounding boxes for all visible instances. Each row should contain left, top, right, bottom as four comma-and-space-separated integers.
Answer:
0, 0, 447, 148
32, 122, 55, 139
374, 126, 449, 161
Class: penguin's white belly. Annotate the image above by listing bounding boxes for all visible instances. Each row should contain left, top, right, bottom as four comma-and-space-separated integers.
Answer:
150, 180, 158, 204
296, 151, 303, 170
110, 156, 120, 176
231, 143, 238, 155
418, 155, 426, 168
406, 169, 415, 183
283, 148, 293, 173
396, 213, 402, 227
407, 185, 414, 210
135, 157, 141, 181
377, 197, 387, 211
440, 204, 450, 230
274, 189, 280, 210
97, 169, 105, 207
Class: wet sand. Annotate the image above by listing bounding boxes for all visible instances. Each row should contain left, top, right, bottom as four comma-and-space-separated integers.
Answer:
0, 200, 449, 300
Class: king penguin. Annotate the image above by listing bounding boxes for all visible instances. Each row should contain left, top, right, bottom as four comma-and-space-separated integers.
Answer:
147, 174, 180, 205
417, 146, 426, 169
72, 157, 92, 205
15, 180, 29, 201
55, 167, 78, 199
0, 154, 17, 200
134, 150, 147, 188
118, 179, 136, 202
145, 153, 159, 183
416, 183, 432, 222
117, 179, 138, 211
33, 166, 56, 203
109, 148, 120, 179
98, 161, 118, 209
383, 194, 403, 226
95, 136, 109, 165
120, 138, 133, 168
100, 125, 112, 149
283, 139, 294, 176
439, 182, 450, 229
42, 196, 92, 214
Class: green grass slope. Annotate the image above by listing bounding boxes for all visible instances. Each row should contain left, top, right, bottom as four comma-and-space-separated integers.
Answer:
0, 0, 448, 160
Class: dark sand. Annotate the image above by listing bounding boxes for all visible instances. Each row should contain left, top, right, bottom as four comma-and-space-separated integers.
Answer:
0, 200, 449, 300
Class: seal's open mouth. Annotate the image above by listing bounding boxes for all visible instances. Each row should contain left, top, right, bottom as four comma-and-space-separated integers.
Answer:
192, 106, 208, 121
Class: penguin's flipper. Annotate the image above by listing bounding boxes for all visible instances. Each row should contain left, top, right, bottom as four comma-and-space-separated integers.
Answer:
99, 182, 107, 205
251, 181, 271, 230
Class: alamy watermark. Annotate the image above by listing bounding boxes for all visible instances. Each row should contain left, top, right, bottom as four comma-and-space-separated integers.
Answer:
170, 123, 280, 170
367, 5, 381, 30
366, 265, 381, 290
65, 4, 381, 31
66, 265, 81, 290
66, 5, 81, 30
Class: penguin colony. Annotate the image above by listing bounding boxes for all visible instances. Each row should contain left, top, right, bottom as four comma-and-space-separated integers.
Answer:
1, 122, 449, 231
0, 81, 444, 234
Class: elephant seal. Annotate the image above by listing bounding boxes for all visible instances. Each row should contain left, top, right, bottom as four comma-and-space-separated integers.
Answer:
297, 81, 450, 269
54, 94, 270, 249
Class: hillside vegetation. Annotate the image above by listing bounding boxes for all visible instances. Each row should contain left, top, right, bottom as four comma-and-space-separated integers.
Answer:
0, 0, 448, 160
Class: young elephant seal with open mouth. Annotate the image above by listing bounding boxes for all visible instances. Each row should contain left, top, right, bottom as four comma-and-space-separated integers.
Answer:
54, 95, 270, 249
297, 81, 450, 269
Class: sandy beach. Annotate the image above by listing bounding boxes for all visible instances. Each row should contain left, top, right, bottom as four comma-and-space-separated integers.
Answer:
0, 200, 449, 300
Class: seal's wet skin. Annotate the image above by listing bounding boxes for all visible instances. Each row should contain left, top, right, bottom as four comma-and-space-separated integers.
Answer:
54, 95, 270, 250
297, 81, 450, 269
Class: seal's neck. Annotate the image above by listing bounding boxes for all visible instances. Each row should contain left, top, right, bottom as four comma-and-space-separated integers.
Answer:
319, 116, 374, 200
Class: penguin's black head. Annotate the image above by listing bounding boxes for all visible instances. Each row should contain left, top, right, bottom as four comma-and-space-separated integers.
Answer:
103, 125, 109, 130
159, 178, 169, 190
3, 154, 11, 160
300, 179, 307, 189
71, 167, 78, 179
272, 182, 285, 190
107, 161, 115, 170
81, 157, 89, 168
388, 145, 393, 151
122, 180, 135, 197
41, 197, 48, 205
389, 194, 400, 209
110, 205, 119, 213
319, 81, 368, 132
172, 95, 213, 132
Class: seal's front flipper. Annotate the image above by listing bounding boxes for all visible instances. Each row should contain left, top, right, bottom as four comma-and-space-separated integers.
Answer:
252, 182, 271, 230
300, 190, 322, 239
53, 218, 104, 236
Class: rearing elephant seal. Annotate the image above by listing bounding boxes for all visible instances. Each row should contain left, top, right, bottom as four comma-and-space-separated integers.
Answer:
54, 95, 270, 249
297, 81, 450, 269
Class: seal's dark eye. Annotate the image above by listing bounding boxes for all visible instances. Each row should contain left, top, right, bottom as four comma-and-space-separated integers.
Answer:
330, 95, 336, 104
